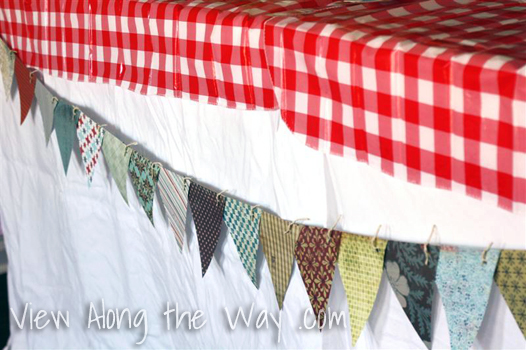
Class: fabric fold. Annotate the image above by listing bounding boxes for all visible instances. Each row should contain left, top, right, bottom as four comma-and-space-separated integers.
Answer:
76, 113, 104, 186
128, 151, 160, 225
384, 241, 440, 349
34, 80, 57, 144
339, 233, 387, 346
158, 168, 189, 251
260, 212, 300, 310
54, 101, 79, 175
0, 39, 14, 98
295, 226, 342, 328
102, 131, 132, 204
14, 56, 36, 124
188, 183, 226, 277
494, 249, 525, 338
435, 246, 500, 350
223, 197, 261, 288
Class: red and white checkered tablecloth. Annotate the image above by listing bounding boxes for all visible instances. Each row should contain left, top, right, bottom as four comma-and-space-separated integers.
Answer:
0, 0, 524, 212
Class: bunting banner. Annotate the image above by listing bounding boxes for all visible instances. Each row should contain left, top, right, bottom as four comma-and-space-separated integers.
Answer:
34, 80, 56, 144
14, 55, 36, 125
494, 250, 526, 338
295, 226, 342, 328
158, 168, 189, 252
53, 101, 79, 175
128, 151, 160, 225
76, 113, 104, 186
0, 39, 13, 98
188, 183, 226, 277
339, 233, 387, 346
260, 212, 300, 310
102, 131, 132, 204
435, 246, 500, 350
384, 241, 440, 349
223, 197, 261, 288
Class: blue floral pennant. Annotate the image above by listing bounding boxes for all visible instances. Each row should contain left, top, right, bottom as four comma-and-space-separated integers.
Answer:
435, 246, 500, 350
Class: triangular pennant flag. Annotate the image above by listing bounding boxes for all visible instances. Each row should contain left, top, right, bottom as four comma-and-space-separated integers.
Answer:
102, 131, 132, 204
295, 226, 342, 328
435, 246, 500, 350
223, 197, 261, 288
260, 212, 300, 309
0, 39, 14, 98
158, 168, 189, 251
384, 241, 440, 349
76, 113, 104, 186
338, 233, 387, 346
34, 80, 57, 144
14, 56, 36, 124
54, 101, 79, 175
128, 151, 160, 225
188, 183, 226, 277
495, 250, 526, 338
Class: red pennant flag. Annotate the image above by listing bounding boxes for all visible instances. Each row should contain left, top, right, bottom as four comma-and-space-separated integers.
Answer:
14, 56, 36, 125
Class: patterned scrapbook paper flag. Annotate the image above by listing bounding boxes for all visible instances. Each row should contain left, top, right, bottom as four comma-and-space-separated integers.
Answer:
34, 80, 57, 144
223, 197, 261, 288
158, 168, 189, 251
435, 246, 500, 350
54, 101, 79, 175
339, 233, 387, 346
0, 39, 14, 98
260, 212, 301, 310
102, 131, 132, 204
128, 151, 160, 225
494, 250, 526, 338
76, 113, 104, 186
188, 183, 226, 277
14, 56, 36, 124
384, 241, 440, 349
295, 226, 342, 328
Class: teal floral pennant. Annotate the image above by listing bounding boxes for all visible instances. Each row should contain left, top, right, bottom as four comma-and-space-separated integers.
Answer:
128, 151, 160, 225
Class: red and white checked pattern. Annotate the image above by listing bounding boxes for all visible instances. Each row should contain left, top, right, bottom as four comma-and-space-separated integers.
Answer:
0, 0, 525, 212
265, 0, 526, 212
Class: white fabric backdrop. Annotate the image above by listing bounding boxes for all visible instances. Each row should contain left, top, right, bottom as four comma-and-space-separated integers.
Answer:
0, 73, 524, 349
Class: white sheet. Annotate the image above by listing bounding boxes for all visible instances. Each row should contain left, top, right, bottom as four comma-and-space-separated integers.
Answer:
0, 74, 524, 349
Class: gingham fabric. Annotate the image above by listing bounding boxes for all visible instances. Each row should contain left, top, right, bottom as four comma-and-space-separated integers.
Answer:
260, 212, 301, 310
128, 150, 161, 225
1, 0, 525, 212
76, 113, 105, 186
338, 233, 387, 346
14, 55, 35, 124
158, 168, 189, 252
223, 197, 262, 288
188, 183, 226, 277
102, 131, 133, 204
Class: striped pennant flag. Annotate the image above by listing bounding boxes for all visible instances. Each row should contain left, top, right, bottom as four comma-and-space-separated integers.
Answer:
158, 168, 189, 251
260, 212, 300, 310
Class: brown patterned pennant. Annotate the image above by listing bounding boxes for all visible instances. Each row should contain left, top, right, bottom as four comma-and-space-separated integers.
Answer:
295, 226, 342, 328
188, 183, 226, 277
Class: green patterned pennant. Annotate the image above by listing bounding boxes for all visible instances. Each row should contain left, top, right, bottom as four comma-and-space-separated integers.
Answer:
223, 197, 261, 288
338, 233, 387, 346
494, 250, 526, 338
54, 101, 79, 175
128, 151, 160, 225
0, 39, 14, 98
102, 131, 132, 204
34, 80, 57, 144
260, 212, 300, 309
